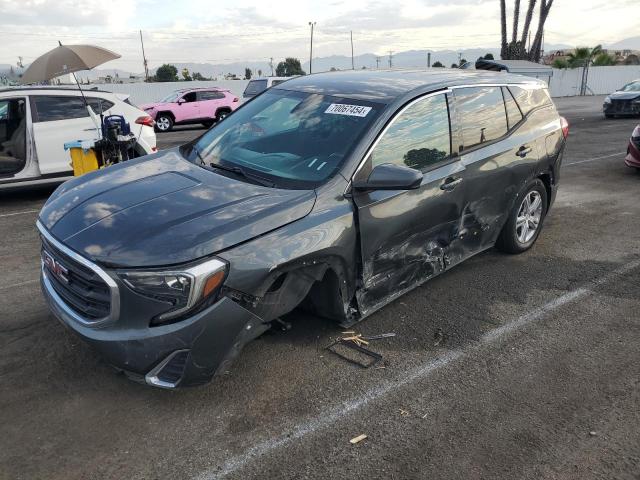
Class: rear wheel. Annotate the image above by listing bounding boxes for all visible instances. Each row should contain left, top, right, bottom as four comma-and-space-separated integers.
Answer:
216, 109, 230, 122
496, 179, 548, 254
155, 114, 173, 132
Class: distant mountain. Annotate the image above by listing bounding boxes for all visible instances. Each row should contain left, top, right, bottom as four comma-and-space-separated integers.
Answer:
607, 36, 640, 50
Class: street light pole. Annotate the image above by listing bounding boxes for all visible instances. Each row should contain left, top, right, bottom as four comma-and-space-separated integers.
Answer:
308, 22, 316, 74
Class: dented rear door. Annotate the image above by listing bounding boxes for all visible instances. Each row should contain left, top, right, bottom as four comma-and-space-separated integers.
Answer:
351, 92, 467, 315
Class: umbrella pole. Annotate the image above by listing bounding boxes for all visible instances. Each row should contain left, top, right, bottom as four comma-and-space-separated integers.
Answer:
73, 71, 101, 139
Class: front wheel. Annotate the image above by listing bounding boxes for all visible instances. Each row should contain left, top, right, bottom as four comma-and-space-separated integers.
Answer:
216, 110, 230, 122
155, 114, 173, 132
496, 179, 548, 254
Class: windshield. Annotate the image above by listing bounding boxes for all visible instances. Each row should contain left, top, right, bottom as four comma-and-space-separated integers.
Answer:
620, 81, 640, 92
243, 79, 268, 96
190, 89, 381, 189
160, 91, 182, 103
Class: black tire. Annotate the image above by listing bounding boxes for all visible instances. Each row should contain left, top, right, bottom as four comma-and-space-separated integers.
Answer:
216, 109, 230, 122
496, 179, 548, 254
155, 114, 174, 132
202, 120, 214, 129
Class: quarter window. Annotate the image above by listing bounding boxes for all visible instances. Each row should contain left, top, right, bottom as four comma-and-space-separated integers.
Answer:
34, 96, 113, 122
371, 94, 451, 172
198, 91, 226, 101
509, 86, 551, 115
455, 87, 508, 150
502, 87, 523, 129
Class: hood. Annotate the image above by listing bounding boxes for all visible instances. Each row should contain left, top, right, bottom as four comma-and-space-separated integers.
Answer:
609, 91, 640, 100
39, 151, 316, 268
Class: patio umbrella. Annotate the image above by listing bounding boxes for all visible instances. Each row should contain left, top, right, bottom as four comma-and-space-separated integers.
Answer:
20, 43, 121, 85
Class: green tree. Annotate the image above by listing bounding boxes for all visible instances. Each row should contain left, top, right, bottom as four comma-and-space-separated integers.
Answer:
257, 69, 263, 77
500, 0, 554, 61
552, 58, 568, 68
245, 67, 252, 80
276, 57, 306, 77
460, 58, 468, 65
432, 61, 444, 68
181, 68, 192, 81
592, 52, 616, 66
567, 45, 602, 68
155, 64, 179, 82
483, 53, 495, 60
191, 72, 208, 81
451, 63, 458, 68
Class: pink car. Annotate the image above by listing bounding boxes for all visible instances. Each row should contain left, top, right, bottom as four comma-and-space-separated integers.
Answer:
140, 87, 239, 132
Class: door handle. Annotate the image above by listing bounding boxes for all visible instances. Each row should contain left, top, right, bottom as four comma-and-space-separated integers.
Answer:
516, 145, 533, 157
440, 177, 463, 191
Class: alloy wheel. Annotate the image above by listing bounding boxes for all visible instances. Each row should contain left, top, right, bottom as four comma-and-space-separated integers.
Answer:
516, 190, 543, 243
156, 117, 171, 131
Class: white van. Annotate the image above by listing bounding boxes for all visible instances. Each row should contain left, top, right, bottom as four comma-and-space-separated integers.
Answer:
0, 87, 157, 189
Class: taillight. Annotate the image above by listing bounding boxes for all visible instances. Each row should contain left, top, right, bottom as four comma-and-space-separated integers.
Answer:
135, 116, 155, 127
232, 97, 239, 102
560, 116, 569, 139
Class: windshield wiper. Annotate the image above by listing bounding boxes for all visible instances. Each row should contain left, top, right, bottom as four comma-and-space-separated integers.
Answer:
191, 145, 277, 188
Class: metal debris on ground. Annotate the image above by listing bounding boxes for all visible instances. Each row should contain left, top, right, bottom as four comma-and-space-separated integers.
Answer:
433, 328, 444, 346
350, 434, 367, 444
326, 331, 395, 368
399, 409, 410, 416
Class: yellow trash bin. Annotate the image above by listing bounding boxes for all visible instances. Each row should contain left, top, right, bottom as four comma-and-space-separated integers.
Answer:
64, 140, 100, 176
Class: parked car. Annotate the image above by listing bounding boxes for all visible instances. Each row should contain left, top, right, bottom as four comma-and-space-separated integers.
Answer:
140, 87, 239, 132
624, 124, 640, 169
37, 70, 567, 388
242, 77, 293, 99
0, 87, 156, 190
603, 79, 640, 118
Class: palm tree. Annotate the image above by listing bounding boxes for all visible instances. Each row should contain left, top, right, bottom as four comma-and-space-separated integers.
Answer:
592, 52, 616, 66
500, 0, 553, 60
566, 45, 602, 68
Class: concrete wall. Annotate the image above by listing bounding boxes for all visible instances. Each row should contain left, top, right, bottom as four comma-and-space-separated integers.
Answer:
98, 80, 250, 105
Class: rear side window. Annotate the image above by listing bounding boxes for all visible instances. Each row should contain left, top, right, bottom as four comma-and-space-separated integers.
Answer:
33, 96, 113, 122
244, 79, 268, 96
455, 87, 508, 150
371, 94, 451, 172
502, 87, 523, 130
509, 86, 551, 115
198, 91, 226, 101
271, 80, 286, 87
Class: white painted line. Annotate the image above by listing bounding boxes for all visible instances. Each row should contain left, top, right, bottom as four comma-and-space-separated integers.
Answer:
0, 209, 39, 218
564, 151, 625, 166
194, 258, 640, 480
0, 279, 39, 290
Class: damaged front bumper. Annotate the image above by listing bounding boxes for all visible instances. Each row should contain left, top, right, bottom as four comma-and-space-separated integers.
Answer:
41, 270, 268, 388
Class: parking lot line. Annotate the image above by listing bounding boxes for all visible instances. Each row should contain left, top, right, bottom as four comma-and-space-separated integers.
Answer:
0, 209, 39, 219
0, 279, 39, 290
195, 257, 640, 480
564, 151, 626, 166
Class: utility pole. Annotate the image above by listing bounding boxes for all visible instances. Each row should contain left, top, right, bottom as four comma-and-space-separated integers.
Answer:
388, 50, 393, 68
17, 56, 24, 69
139, 30, 149, 82
427, 52, 431, 68
308, 21, 316, 74
375, 56, 380, 69
350, 31, 355, 70
458, 52, 462, 65
269, 57, 274, 76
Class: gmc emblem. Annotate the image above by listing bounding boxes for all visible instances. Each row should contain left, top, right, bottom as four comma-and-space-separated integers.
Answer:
43, 250, 69, 284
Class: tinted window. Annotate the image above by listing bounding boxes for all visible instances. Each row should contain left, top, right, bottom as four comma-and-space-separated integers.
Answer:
271, 80, 286, 86
371, 94, 451, 171
456, 87, 508, 150
244, 79, 268, 96
192, 89, 381, 189
182, 92, 197, 102
34, 96, 113, 122
502, 87, 523, 130
509, 86, 551, 115
198, 91, 225, 101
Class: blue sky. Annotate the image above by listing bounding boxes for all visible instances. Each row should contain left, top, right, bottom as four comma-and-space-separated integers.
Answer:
0, 0, 637, 70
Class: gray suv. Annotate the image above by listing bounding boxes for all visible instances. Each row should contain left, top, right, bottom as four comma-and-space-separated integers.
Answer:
38, 70, 567, 388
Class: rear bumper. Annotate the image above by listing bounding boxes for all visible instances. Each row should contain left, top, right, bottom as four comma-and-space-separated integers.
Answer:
41, 270, 268, 388
625, 140, 640, 168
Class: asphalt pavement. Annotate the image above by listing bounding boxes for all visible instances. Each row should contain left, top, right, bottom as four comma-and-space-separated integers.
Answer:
0, 95, 639, 480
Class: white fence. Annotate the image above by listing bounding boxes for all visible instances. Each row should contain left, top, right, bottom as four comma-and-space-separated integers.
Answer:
548, 65, 640, 97
99, 80, 250, 105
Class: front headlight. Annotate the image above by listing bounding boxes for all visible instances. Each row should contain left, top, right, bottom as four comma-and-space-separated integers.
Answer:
119, 257, 227, 324
604, 96, 612, 104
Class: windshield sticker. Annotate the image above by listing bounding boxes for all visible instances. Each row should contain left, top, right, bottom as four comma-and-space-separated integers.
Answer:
325, 104, 372, 117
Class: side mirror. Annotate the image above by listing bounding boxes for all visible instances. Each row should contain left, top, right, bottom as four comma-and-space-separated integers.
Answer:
177, 98, 185, 105
353, 163, 423, 191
